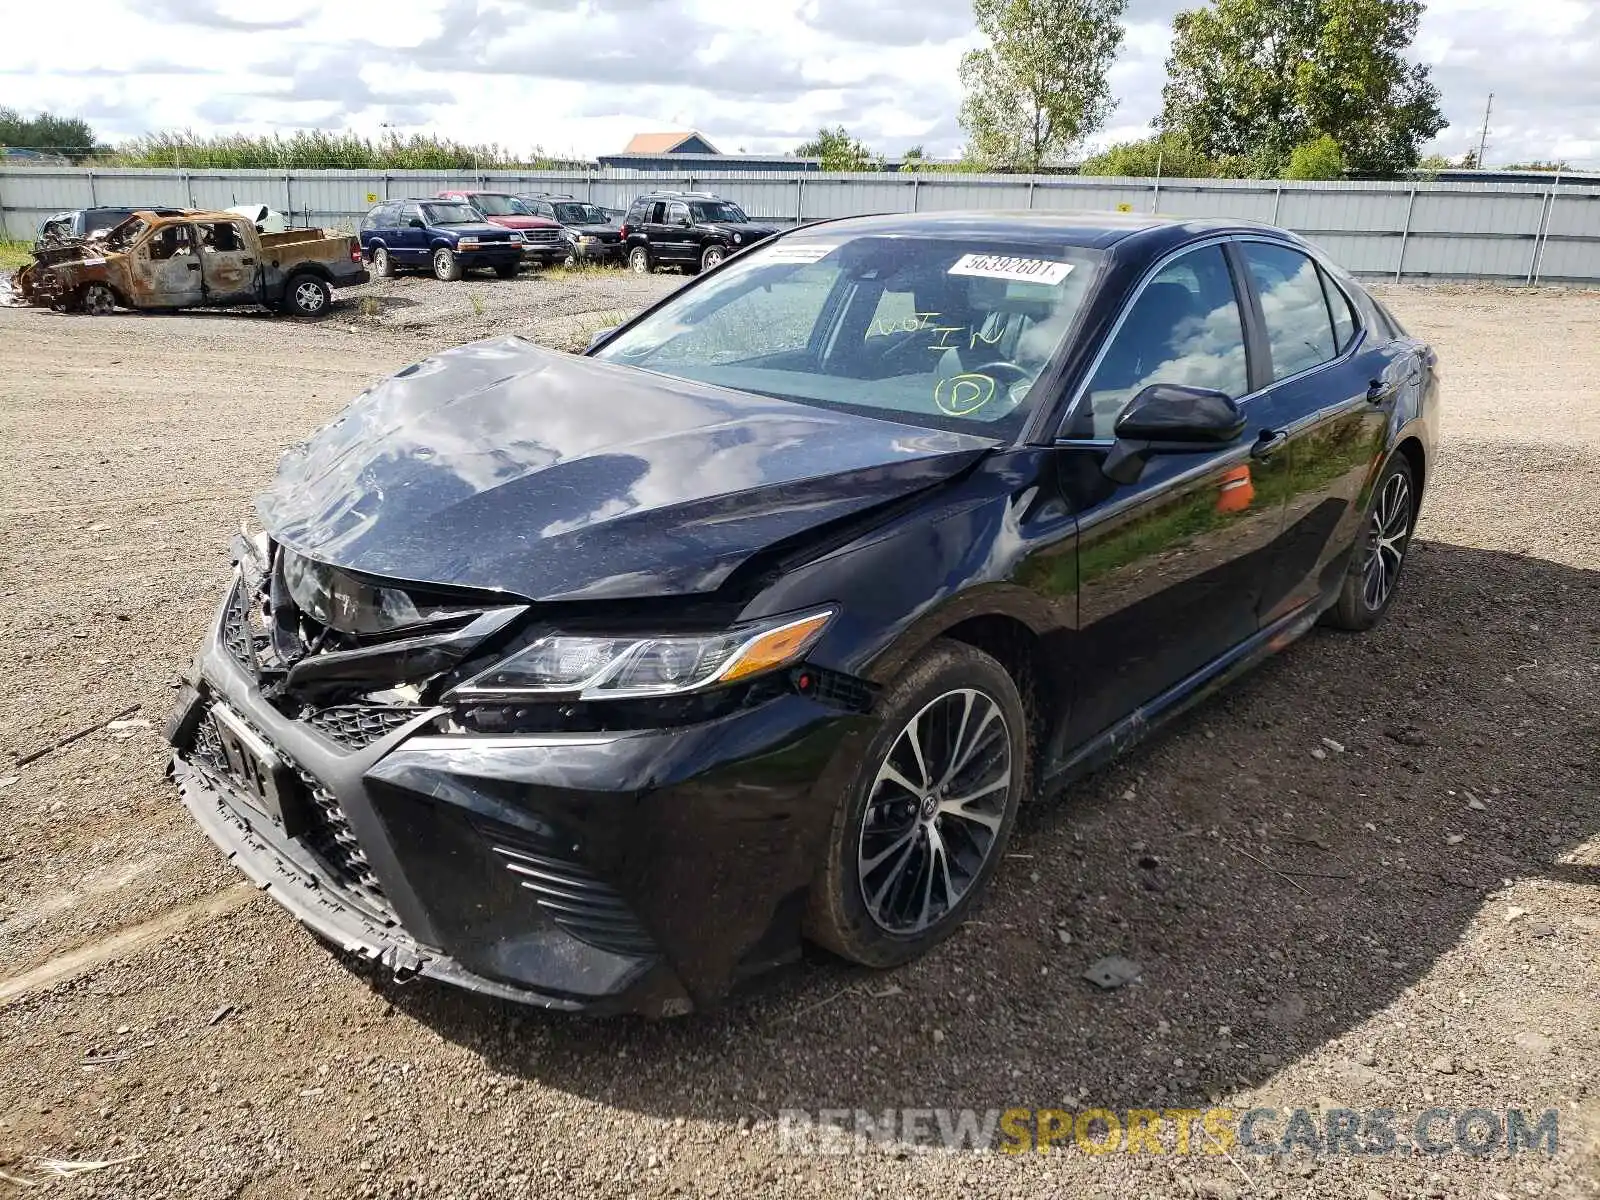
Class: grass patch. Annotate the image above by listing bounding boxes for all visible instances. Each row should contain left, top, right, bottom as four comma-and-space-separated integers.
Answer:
0, 241, 33, 271
357, 295, 381, 319
537, 261, 614, 283
468, 292, 487, 317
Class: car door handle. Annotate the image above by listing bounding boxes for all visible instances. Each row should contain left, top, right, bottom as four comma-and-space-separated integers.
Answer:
1366, 379, 1395, 404
186, 262, 200, 271
241, 257, 255, 265
1252, 429, 1289, 460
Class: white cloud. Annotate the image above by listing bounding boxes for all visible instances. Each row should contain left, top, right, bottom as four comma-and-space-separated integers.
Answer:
0, 0, 1593, 166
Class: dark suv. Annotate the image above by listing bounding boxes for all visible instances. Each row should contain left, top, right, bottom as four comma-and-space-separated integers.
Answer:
359, 199, 525, 281
620, 192, 780, 275
519, 194, 625, 265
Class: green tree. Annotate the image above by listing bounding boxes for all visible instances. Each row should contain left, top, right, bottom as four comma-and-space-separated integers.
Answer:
1285, 133, 1346, 178
1503, 160, 1571, 173
1080, 132, 1216, 177
898, 144, 929, 172
794, 125, 878, 171
1159, 0, 1446, 177
0, 107, 97, 160
959, 0, 1128, 172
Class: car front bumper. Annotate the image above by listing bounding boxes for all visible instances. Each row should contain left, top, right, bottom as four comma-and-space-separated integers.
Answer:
167, 583, 869, 1015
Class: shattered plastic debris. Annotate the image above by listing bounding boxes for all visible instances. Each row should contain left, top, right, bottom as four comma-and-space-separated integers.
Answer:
1083, 956, 1142, 990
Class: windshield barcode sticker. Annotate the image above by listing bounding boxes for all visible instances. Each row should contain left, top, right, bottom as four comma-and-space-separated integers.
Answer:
761, 244, 838, 264
948, 253, 1073, 285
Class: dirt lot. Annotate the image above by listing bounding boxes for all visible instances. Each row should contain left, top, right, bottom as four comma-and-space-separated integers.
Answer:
0, 277, 1597, 1199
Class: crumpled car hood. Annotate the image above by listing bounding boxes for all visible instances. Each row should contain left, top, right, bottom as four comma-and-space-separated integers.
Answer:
257, 338, 998, 602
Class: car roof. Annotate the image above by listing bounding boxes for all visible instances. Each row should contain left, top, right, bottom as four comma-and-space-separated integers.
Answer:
783, 209, 1294, 252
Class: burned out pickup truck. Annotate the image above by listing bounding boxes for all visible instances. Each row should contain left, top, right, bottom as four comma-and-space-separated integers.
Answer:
14, 209, 369, 317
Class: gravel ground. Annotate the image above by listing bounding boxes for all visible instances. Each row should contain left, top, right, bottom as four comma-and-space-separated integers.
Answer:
0, 278, 1596, 1199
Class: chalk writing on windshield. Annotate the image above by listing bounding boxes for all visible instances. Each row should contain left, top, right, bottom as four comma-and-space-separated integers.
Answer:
934, 372, 997, 417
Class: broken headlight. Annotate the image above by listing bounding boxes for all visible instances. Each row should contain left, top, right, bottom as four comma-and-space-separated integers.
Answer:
277, 547, 478, 636
450, 609, 833, 702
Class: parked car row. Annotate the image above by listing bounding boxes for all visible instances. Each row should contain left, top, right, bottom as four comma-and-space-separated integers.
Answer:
355, 189, 779, 281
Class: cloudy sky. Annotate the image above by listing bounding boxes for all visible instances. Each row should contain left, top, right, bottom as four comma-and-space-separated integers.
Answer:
1, 0, 1596, 166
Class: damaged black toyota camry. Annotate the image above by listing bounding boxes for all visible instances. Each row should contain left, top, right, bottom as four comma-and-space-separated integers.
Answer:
168, 211, 1438, 1016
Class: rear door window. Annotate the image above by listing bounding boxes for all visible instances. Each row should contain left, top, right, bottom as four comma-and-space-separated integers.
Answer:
1319, 268, 1358, 353
1240, 242, 1338, 380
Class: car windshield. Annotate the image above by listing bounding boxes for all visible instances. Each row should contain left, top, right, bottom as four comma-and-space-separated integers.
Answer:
594, 234, 1101, 435
555, 202, 607, 224
423, 202, 482, 225
466, 194, 526, 216
690, 201, 748, 223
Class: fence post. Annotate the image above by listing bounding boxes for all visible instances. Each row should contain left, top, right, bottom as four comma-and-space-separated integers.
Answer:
0, 171, 9, 240
911, 176, 919, 213
285, 172, 293, 221
87, 169, 97, 207
1027, 178, 1036, 209
795, 177, 804, 225
1527, 177, 1557, 286
1271, 182, 1283, 225
1394, 185, 1417, 282
184, 171, 195, 208
1151, 175, 1161, 214
382, 172, 390, 201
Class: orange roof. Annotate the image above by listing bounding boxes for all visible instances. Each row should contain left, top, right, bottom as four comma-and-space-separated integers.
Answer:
622, 130, 719, 154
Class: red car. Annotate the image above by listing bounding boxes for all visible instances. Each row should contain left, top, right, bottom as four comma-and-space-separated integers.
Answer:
434, 191, 565, 267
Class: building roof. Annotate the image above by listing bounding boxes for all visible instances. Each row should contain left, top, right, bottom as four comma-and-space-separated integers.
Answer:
622, 131, 722, 155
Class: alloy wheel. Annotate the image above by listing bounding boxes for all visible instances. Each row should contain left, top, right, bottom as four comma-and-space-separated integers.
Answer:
857, 688, 1012, 934
372, 247, 390, 276
703, 246, 726, 270
630, 248, 649, 275
294, 280, 326, 313
1362, 470, 1412, 610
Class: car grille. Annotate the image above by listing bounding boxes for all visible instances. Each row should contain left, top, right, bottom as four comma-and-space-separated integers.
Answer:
221, 578, 259, 674
289, 759, 395, 921
191, 700, 395, 921
478, 822, 655, 958
305, 704, 429, 751
521, 228, 560, 246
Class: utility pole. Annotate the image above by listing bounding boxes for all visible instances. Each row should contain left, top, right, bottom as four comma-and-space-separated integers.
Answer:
1477, 92, 1493, 167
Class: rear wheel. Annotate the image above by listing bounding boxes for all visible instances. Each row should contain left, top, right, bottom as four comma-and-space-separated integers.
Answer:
805, 640, 1027, 968
284, 273, 332, 318
628, 246, 652, 275
370, 245, 394, 278
432, 247, 462, 281
1323, 453, 1416, 631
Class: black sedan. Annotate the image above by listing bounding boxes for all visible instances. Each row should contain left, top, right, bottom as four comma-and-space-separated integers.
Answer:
168, 211, 1438, 1016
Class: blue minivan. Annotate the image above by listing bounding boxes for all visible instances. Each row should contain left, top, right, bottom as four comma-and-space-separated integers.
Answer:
359, 198, 525, 281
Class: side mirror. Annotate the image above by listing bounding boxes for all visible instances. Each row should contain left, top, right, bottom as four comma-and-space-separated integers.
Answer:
585, 327, 617, 353
1102, 384, 1246, 485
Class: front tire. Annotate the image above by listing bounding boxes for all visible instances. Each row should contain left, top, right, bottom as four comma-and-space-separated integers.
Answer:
628, 246, 652, 275
370, 245, 394, 278
1323, 453, 1416, 631
432, 248, 462, 281
78, 282, 117, 315
283, 274, 331, 318
700, 244, 727, 273
805, 640, 1027, 969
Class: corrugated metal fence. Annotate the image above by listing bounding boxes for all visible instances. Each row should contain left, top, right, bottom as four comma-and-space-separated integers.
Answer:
2, 166, 1597, 284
